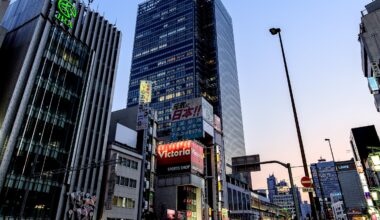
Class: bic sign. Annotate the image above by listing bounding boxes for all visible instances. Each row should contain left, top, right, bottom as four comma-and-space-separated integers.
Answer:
55, 0, 78, 29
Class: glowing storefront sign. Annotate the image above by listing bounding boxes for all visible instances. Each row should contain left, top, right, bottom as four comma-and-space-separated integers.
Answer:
156, 140, 204, 175
55, 0, 78, 29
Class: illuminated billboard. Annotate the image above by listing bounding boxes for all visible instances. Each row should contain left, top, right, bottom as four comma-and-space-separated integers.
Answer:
156, 140, 204, 175
139, 80, 152, 104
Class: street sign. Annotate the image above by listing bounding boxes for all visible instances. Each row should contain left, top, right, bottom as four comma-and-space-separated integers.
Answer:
302, 187, 314, 193
232, 155, 261, 172
301, 176, 312, 188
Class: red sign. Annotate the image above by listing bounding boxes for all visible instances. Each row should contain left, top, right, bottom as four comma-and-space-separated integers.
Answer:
157, 141, 204, 175
301, 176, 312, 188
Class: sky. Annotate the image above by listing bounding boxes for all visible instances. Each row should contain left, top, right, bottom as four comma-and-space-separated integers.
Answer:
94, 0, 380, 201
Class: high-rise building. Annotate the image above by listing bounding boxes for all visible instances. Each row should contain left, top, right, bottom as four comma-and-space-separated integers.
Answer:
310, 159, 341, 202
267, 174, 277, 203
359, 0, 380, 111
127, 0, 246, 170
0, 0, 121, 219
272, 180, 300, 219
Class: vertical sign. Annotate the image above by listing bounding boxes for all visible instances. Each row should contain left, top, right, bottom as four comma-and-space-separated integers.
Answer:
136, 104, 149, 131
139, 80, 152, 104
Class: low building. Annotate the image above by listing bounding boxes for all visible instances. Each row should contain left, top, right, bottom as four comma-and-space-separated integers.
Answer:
100, 106, 158, 219
330, 193, 347, 220
227, 174, 253, 219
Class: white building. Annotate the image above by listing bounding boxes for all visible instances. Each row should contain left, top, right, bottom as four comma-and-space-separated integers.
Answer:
103, 124, 142, 220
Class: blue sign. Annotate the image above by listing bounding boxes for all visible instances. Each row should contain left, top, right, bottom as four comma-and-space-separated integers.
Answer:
171, 117, 203, 141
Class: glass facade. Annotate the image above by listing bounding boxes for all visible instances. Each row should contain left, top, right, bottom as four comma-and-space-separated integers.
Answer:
310, 161, 341, 201
128, 0, 197, 138
0, 26, 91, 218
214, 0, 245, 168
127, 0, 245, 165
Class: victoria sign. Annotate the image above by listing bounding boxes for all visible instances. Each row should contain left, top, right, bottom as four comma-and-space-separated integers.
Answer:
156, 140, 204, 175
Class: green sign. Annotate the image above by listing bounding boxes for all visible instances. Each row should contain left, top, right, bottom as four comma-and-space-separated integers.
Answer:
55, 0, 77, 29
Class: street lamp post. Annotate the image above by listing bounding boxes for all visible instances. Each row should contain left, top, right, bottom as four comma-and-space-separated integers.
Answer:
269, 27, 318, 219
324, 138, 348, 219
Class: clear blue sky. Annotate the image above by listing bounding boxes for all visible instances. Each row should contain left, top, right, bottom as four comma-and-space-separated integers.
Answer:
96, 0, 380, 197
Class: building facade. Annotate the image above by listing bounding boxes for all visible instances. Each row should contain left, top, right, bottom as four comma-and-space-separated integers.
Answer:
267, 174, 277, 203
310, 158, 341, 219
0, 0, 9, 47
0, 0, 121, 219
359, 0, 380, 111
126, 0, 246, 171
102, 106, 158, 219
336, 159, 370, 219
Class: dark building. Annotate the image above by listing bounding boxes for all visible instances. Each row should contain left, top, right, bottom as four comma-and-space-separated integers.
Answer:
0, 0, 121, 219
350, 125, 380, 167
126, 0, 246, 171
336, 159, 368, 218
359, 0, 380, 111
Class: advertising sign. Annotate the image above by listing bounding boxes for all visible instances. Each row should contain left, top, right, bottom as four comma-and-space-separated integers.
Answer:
171, 97, 214, 141
139, 80, 152, 104
213, 115, 222, 132
136, 104, 149, 130
156, 140, 204, 175
171, 118, 203, 141
55, 0, 78, 29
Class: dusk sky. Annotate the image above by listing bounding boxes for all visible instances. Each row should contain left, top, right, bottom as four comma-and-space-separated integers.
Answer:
96, 0, 380, 200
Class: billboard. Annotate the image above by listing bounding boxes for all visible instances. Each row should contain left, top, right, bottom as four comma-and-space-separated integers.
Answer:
156, 140, 204, 175
171, 97, 214, 141
136, 104, 149, 130
139, 80, 152, 104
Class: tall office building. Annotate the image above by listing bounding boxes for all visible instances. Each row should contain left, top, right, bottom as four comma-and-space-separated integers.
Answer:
359, 0, 380, 111
127, 0, 246, 169
310, 159, 341, 202
267, 174, 277, 203
0, 0, 121, 219
310, 159, 341, 218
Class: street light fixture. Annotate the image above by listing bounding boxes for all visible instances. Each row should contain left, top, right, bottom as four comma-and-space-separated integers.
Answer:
324, 138, 347, 219
269, 27, 318, 219
324, 138, 336, 162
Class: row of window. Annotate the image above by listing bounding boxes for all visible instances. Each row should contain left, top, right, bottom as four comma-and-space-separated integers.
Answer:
118, 156, 138, 169
115, 176, 137, 188
112, 196, 135, 209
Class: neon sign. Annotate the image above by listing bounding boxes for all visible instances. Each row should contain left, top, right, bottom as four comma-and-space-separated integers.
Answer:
55, 0, 77, 29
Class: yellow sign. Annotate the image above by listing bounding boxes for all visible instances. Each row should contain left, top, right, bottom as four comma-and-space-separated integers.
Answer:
139, 80, 152, 104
